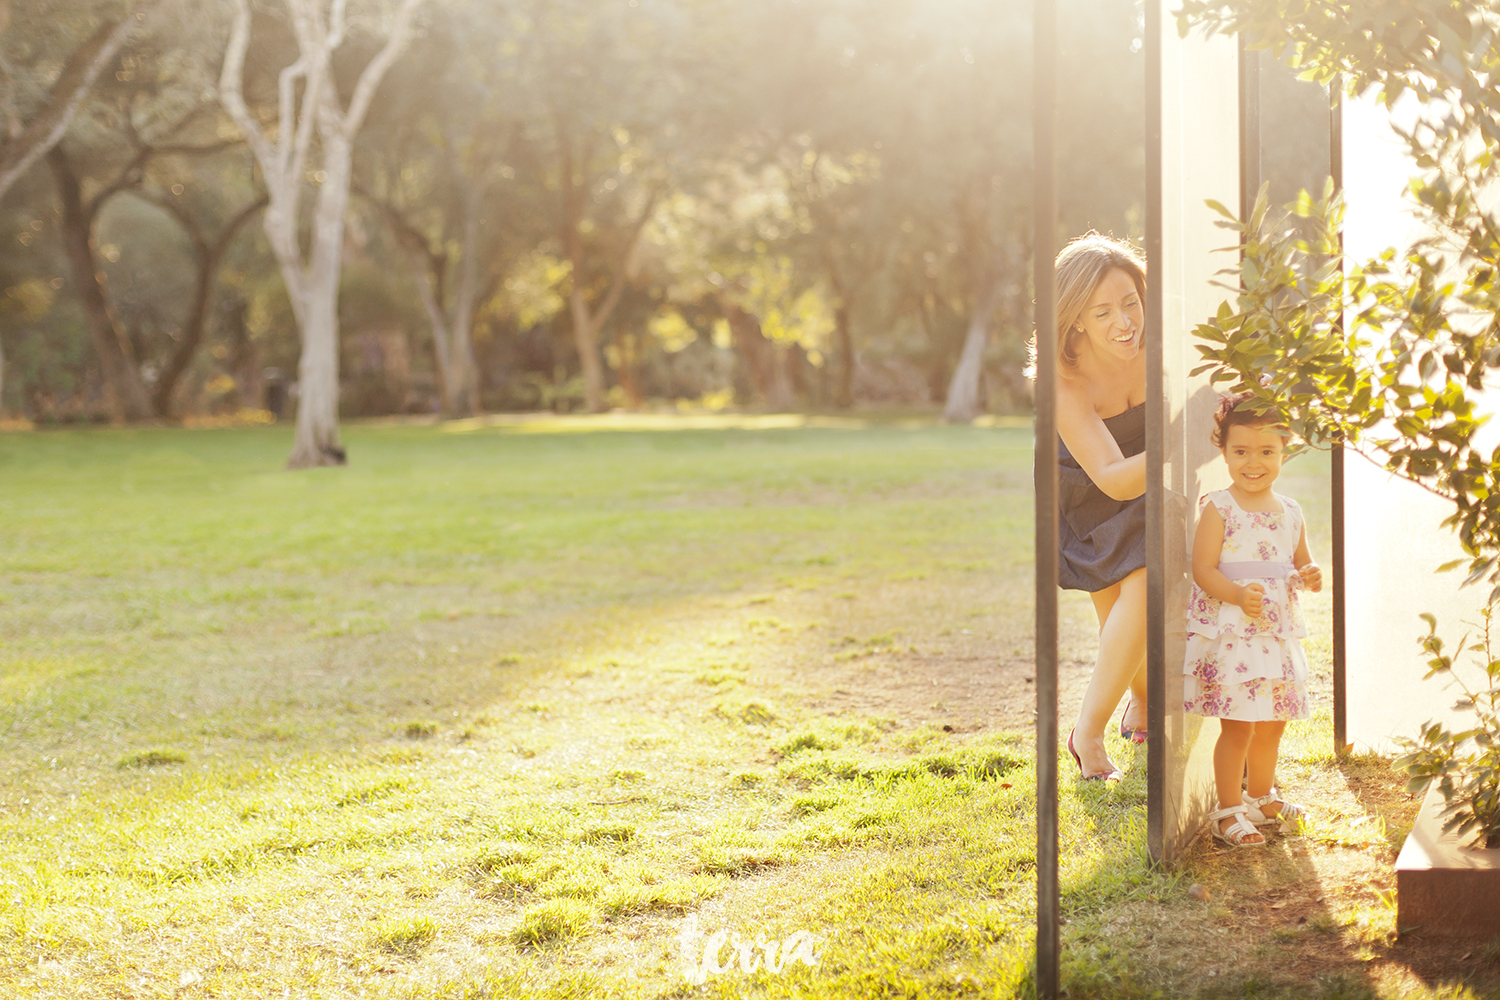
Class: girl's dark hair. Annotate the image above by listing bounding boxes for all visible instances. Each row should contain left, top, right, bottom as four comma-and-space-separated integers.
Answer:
1210, 391, 1287, 448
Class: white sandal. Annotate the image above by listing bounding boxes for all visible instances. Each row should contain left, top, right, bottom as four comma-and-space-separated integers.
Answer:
1243, 788, 1305, 833
1209, 805, 1265, 847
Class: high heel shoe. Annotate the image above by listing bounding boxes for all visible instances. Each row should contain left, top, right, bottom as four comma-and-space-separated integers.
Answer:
1119, 698, 1148, 744
1068, 727, 1123, 782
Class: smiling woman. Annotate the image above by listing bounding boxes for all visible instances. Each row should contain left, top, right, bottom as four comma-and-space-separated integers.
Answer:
1034, 233, 1150, 781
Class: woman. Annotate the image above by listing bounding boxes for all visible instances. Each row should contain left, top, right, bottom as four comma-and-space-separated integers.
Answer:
1045, 233, 1148, 781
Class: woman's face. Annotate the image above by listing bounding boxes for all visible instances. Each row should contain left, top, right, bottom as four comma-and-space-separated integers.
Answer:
1074, 267, 1144, 363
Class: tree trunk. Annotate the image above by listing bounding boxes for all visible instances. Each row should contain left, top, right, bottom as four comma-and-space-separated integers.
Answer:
616, 332, 645, 408
219, 0, 425, 467
381, 181, 482, 419
943, 279, 1004, 423
725, 303, 772, 400
766, 344, 796, 411
408, 247, 455, 415
569, 287, 609, 412
153, 241, 214, 419
47, 146, 152, 422
832, 302, 853, 409
447, 189, 482, 417
151, 196, 265, 418
286, 128, 353, 468
224, 298, 263, 409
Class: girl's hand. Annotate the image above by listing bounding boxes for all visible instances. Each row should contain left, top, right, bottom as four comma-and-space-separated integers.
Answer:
1298, 563, 1323, 592
1239, 583, 1266, 617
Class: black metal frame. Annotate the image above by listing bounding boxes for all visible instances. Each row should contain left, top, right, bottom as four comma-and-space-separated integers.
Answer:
1031, 0, 1060, 994
1330, 80, 1347, 755
1143, 0, 1166, 864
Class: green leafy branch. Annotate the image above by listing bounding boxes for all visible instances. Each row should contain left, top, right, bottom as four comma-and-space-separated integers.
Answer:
1182, 0, 1500, 598
1192, 183, 1500, 594
1177, 0, 1500, 148
1394, 610, 1500, 848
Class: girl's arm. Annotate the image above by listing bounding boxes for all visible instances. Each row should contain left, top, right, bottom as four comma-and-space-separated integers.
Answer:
1055, 380, 1145, 501
1293, 519, 1323, 592
1192, 502, 1265, 615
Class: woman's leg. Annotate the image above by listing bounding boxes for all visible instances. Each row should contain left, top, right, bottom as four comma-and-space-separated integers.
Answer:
1089, 582, 1148, 734
1073, 567, 1147, 775
1245, 720, 1287, 814
1214, 719, 1262, 841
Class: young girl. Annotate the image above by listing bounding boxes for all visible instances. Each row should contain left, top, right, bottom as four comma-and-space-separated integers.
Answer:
1185, 393, 1323, 847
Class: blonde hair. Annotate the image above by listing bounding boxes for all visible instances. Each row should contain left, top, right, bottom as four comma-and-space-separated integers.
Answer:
1027, 232, 1147, 377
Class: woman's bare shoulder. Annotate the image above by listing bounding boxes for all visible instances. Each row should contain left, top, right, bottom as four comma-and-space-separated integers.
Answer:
1055, 373, 1096, 418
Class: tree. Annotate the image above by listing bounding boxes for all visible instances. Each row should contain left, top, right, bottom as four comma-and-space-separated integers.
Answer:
46, 141, 154, 421
43, 63, 226, 422
356, 0, 527, 418
218, 0, 425, 467
500, 0, 742, 412
141, 171, 267, 418
1186, 2, 1500, 585
0, 0, 167, 203
515, 1, 658, 412
367, 169, 487, 418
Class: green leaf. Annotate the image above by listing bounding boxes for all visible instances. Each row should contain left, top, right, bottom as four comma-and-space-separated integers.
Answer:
1203, 199, 1235, 220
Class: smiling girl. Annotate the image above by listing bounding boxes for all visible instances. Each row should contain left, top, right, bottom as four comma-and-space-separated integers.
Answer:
1185, 393, 1322, 846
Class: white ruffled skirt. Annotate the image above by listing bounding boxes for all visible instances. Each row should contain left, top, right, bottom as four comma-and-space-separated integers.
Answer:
1182, 631, 1310, 722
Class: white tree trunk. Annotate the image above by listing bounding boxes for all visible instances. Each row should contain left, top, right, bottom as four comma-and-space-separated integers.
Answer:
218, 0, 424, 468
287, 127, 353, 466
944, 279, 1004, 423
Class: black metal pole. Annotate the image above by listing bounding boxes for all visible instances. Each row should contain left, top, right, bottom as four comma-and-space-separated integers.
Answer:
1144, 0, 1166, 864
1330, 78, 1347, 755
1032, 0, 1060, 992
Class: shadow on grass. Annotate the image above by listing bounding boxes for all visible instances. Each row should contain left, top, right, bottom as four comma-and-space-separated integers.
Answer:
1052, 738, 1473, 1000
1333, 750, 1499, 997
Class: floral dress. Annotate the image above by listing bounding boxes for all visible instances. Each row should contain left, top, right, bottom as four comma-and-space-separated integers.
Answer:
1183, 489, 1311, 721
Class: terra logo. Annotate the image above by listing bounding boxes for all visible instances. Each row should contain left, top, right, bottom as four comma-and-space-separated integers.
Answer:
675, 913, 823, 985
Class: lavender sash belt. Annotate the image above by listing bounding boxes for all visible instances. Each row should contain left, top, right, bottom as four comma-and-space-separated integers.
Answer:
1217, 561, 1294, 580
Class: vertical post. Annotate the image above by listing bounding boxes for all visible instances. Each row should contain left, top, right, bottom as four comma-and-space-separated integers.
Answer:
1032, 0, 1060, 993
1329, 78, 1347, 754
1236, 41, 1260, 218
1239, 38, 1261, 220
1144, 0, 1165, 863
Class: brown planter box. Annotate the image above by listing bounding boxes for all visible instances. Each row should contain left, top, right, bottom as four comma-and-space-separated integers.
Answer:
1397, 781, 1500, 937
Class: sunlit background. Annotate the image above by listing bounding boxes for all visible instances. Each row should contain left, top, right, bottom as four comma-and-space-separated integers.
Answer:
1, 0, 1329, 427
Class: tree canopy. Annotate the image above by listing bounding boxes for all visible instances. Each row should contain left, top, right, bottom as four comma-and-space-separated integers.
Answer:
2, 0, 1164, 436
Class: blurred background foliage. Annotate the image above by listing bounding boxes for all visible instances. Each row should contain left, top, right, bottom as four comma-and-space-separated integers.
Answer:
0, 0, 1328, 423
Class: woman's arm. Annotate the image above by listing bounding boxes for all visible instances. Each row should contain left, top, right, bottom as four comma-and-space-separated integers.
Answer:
1055, 381, 1145, 501
1192, 503, 1264, 615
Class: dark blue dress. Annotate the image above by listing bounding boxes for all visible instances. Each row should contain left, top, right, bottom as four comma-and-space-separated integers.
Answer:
1053, 402, 1146, 592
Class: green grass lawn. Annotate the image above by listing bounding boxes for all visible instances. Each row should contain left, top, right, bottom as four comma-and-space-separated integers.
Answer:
0, 417, 1472, 999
